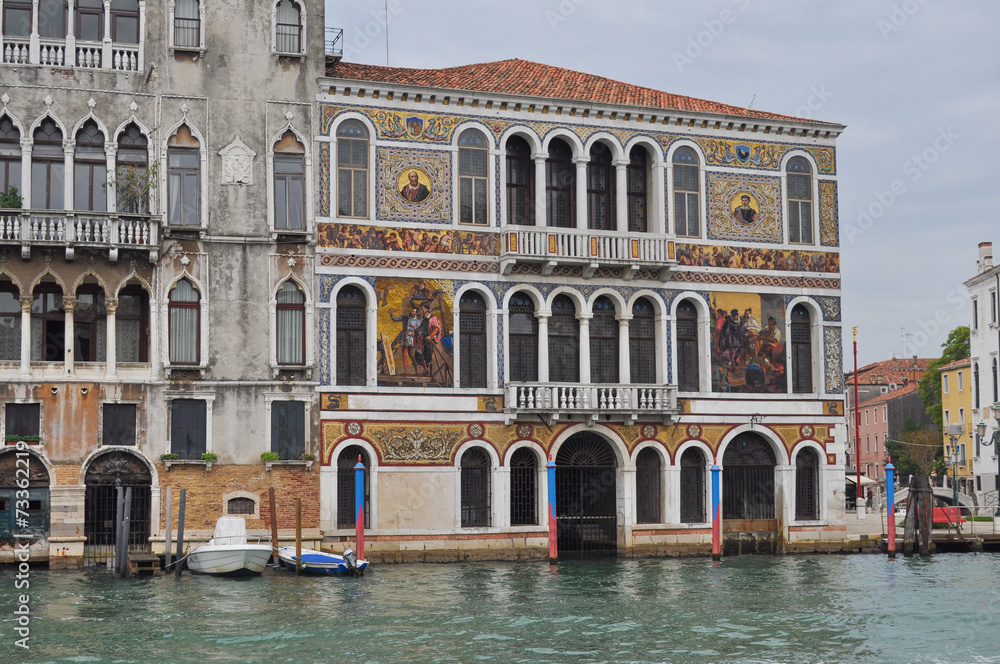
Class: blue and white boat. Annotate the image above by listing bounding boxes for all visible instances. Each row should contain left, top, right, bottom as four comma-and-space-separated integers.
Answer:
277, 546, 368, 576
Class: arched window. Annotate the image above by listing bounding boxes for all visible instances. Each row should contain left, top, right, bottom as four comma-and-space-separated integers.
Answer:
974, 363, 980, 410
31, 119, 64, 210
0, 116, 21, 196
74, 121, 106, 212
274, 0, 302, 53
680, 448, 706, 523
31, 283, 64, 361
276, 281, 305, 365
586, 143, 614, 230
509, 448, 537, 526
676, 300, 699, 392
39, 0, 67, 39
790, 304, 812, 394
76, 0, 103, 41
168, 279, 199, 365
116, 284, 148, 363
590, 296, 618, 383
460, 447, 490, 527
635, 447, 661, 523
508, 292, 537, 383
545, 138, 574, 228
795, 448, 820, 520
549, 294, 578, 383
630, 298, 656, 384
174, 0, 200, 49
459, 291, 487, 388
459, 129, 489, 225
627, 145, 648, 232
787, 156, 813, 244
74, 283, 106, 362
673, 146, 700, 237
2, 1, 32, 37
273, 130, 306, 230
336, 285, 366, 385
227, 497, 255, 516
336, 445, 370, 529
116, 123, 149, 214
0, 281, 20, 361
505, 136, 533, 226
167, 125, 200, 226
336, 120, 368, 218
110, 0, 139, 43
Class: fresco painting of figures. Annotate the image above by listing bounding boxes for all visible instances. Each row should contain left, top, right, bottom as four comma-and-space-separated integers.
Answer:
376, 278, 455, 388
318, 222, 500, 256
710, 292, 787, 394
676, 244, 839, 273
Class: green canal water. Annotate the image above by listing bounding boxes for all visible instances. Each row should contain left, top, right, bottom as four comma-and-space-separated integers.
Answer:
2, 554, 998, 663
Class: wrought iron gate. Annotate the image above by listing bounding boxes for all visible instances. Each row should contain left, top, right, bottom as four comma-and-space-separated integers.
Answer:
722, 433, 776, 520
555, 434, 618, 556
83, 451, 152, 567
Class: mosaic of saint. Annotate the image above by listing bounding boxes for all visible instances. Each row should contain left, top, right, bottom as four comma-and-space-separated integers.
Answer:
710, 292, 787, 394
376, 278, 455, 388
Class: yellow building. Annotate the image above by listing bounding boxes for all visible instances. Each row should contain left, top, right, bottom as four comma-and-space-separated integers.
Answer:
941, 358, 974, 496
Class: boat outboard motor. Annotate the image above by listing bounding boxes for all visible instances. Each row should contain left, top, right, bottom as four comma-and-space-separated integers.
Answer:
342, 547, 359, 575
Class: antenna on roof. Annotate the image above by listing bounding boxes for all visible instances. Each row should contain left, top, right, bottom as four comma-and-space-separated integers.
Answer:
747, 94, 756, 110
900, 327, 914, 355
385, 0, 390, 66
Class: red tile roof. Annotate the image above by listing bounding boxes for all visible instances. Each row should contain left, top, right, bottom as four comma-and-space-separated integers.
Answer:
857, 382, 920, 407
940, 358, 971, 371
326, 59, 823, 124
846, 358, 933, 386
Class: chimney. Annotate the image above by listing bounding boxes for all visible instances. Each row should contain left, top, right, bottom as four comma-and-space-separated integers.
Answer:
980, 242, 993, 273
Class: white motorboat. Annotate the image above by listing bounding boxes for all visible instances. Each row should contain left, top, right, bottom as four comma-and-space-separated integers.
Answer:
186, 516, 273, 577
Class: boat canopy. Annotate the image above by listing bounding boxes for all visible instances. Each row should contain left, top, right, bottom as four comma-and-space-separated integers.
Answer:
210, 516, 249, 545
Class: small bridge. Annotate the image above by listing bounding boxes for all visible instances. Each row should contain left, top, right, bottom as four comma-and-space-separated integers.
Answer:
893, 486, 977, 510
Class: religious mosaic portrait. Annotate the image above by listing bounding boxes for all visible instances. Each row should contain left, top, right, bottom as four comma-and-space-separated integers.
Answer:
706, 173, 782, 243
396, 167, 432, 204
376, 277, 455, 388
709, 291, 787, 394
376, 147, 452, 223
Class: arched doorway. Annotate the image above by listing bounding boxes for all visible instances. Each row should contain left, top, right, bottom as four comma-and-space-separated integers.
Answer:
722, 432, 777, 532
0, 450, 50, 547
336, 445, 370, 529
83, 451, 152, 567
555, 433, 618, 557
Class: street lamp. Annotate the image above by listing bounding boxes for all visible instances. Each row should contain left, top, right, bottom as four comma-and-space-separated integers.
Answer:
975, 403, 1000, 517
946, 423, 962, 509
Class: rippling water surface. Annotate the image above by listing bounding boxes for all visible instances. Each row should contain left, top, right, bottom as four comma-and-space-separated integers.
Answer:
2, 554, 998, 663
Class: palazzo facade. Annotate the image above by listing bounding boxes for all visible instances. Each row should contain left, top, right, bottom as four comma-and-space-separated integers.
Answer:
315, 59, 849, 558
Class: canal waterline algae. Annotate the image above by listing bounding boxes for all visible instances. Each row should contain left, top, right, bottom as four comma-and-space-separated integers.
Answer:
2, 555, 999, 663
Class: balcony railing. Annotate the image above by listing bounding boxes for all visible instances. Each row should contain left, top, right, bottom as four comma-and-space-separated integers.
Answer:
501, 227, 675, 278
1, 36, 141, 72
0, 211, 159, 263
505, 382, 678, 425
325, 28, 344, 57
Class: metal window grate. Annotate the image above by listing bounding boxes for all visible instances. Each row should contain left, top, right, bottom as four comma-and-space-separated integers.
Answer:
509, 448, 537, 526
635, 447, 661, 523
676, 300, 699, 391
508, 293, 538, 382
722, 433, 776, 519
461, 447, 490, 527
555, 434, 617, 556
549, 295, 579, 383
460, 291, 487, 388
337, 286, 367, 386
680, 448, 706, 523
791, 304, 812, 393
227, 497, 255, 515
630, 298, 656, 384
795, 448, 819, 520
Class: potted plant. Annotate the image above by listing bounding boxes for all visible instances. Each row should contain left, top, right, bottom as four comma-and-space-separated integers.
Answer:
300, 452, 315, 462
200, 452, 218, 463
111, 163, 157, 215
5, 434, 40, 443
260, 451, 280, 462
160, 453, 179, 461
0, 186, 22, 210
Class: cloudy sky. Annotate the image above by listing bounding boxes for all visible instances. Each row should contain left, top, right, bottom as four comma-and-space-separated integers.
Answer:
325, 0, 999, 366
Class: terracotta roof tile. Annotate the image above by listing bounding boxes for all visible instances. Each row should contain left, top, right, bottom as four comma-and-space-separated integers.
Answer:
857, 383, 920, 406
326, 59, 823, 124
845, 358, 933, 386
940, 358, 971, 370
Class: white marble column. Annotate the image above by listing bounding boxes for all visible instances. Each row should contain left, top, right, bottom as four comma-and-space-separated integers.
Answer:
535, 312, 549, 383
532, 155, 546, 227
105, 297, 117, 378
655, 313, 668, 385
102, 0, 112, 66
577, 312, 592, 384
19, 139, 32, 207
29, 0, 41, 62
19, 295, 32, 377
105, 141, 117, 213
66, 0, 77, 60
614, 159, 628, 231
617, 314, 631, 384
63, 139, 75, 213
652, 162, 666, 234
574, 158, 588, 230
62, 295, 75, 375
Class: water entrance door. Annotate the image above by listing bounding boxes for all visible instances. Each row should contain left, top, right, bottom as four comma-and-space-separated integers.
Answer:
555, 433, 618, 557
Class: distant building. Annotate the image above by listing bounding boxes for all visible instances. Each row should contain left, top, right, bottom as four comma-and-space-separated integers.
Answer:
940, 358, 974, 498
966, 241, 999, 508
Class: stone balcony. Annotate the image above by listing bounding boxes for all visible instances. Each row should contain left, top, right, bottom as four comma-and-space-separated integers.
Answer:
2, 36, 141, 72
0, 210, 159, 263
505, 382, 679, 425
500, 227, 676, 279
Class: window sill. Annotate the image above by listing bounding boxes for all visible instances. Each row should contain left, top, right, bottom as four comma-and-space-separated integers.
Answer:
274, 51, 305, 59
171, 46, 206, 56
164, 459, 213, 472
162, 225, 206, 238
165, 365, 206, 378
265, 459, 313, 471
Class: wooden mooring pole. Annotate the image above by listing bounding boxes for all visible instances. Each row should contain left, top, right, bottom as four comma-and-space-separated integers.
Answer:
268, 487, 279, 565
115, 482, 124, 572
164, 486, 173, 571
120, 487, 132, 579
902, 476, 934, 557
175, 488, 186, 578
295, 498, 302, 576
